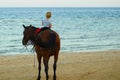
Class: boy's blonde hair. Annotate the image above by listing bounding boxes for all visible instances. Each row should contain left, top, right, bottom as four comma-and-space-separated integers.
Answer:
46, 12, 52, 18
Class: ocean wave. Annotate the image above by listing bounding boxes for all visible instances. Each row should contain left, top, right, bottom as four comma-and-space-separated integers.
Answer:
0, 7, 120, 55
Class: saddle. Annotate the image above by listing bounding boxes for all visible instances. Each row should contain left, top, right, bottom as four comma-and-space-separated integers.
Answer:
35, 27, 50, 34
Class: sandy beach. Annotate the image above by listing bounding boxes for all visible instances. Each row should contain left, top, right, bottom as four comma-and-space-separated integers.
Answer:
0, 50, 120, 80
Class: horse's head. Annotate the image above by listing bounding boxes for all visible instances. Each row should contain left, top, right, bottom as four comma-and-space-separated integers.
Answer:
22, 24, 36, 45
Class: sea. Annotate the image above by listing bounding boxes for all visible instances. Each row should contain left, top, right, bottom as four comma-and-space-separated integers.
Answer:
0, 7, 120, 55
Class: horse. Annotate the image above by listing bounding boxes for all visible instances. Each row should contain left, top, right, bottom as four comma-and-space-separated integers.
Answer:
22, 25, 60, 80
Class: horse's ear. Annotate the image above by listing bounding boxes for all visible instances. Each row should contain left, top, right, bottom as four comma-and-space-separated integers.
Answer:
23, 25, 27, 29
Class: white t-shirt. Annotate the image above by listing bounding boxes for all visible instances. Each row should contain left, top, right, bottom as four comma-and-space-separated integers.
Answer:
42, 19, 51, 27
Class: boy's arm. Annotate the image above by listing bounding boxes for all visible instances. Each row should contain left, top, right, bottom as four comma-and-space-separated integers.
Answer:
49, 23, 52, 28
42, 21, 44, 26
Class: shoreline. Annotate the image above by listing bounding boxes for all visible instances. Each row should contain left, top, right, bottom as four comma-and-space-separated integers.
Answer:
1, 49, 120, 56
0, 50, 120, 80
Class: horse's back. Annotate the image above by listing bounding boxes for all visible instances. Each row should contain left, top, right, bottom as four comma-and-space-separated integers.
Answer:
39, 29, 60, 42
36, 29, 60, 50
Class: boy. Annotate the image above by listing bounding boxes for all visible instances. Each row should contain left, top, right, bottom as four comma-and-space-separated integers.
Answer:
36, 12, 52, 34
42, 11, 52, 28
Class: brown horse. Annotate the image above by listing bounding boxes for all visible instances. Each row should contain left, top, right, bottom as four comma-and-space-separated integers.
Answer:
22, 25, 60, 80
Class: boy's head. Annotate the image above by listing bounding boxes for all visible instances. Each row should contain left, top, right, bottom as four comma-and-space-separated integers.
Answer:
46, 12, 52, 19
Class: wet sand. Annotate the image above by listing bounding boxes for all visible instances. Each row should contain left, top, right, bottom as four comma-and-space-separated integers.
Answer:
0, 50, 120, 80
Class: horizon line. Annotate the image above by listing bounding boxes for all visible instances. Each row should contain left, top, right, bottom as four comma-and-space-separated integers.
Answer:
0, 6, 120, 8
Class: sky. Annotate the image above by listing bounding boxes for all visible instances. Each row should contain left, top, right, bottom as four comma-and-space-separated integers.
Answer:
0, 0, 120, 7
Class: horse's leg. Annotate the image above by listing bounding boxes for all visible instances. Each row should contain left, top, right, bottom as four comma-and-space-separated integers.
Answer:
37, 55, 42, 80
53, 53, 58, 80
43, 57, 49, 80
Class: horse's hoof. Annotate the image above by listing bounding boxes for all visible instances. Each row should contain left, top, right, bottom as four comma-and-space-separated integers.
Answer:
37, 78, 40, 80
53, 76, 56, 80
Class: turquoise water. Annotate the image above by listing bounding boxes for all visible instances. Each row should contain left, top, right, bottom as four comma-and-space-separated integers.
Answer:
0, 7, 120, 55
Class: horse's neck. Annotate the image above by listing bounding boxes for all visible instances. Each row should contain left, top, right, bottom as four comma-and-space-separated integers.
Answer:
30, 29, 37, 43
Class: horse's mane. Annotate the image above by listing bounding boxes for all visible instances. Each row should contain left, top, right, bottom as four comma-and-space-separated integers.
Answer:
29, 25, 37, 30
